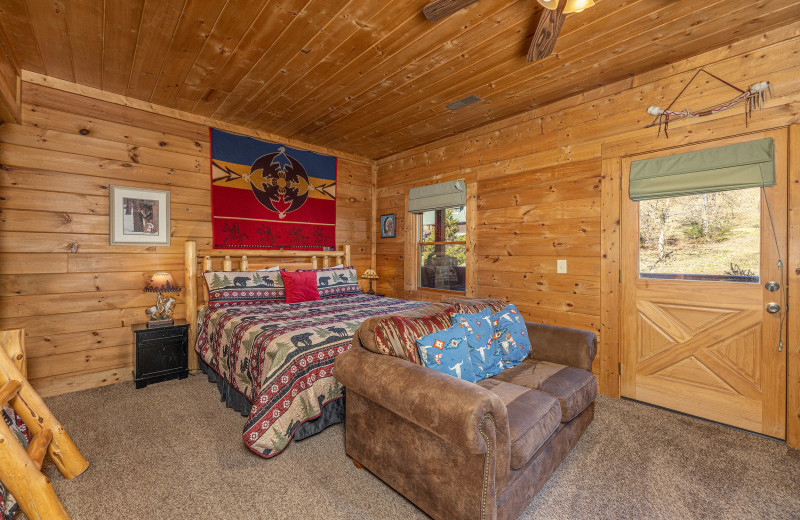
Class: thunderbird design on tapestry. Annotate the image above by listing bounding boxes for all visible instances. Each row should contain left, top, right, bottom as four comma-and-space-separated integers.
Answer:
210, 128, 337, 250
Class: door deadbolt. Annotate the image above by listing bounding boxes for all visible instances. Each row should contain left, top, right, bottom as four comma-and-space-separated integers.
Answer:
765, 302, 781, 313
765, 281, 780, 292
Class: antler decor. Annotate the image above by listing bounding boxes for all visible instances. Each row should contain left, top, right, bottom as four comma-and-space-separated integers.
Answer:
645, 68, 773, 137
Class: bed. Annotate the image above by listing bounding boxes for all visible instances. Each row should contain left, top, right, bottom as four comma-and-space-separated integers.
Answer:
184, 241, 427, 457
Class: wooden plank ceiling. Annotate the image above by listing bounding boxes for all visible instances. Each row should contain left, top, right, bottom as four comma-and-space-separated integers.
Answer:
0, 0, 798, 159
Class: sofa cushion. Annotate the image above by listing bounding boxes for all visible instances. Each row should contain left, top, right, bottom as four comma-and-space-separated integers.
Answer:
357, 303, 457, 364
415, 325, 477, 382
441, 297, 506, 315
452, 310, 504, 380
476, 379, 560, 470
491, 304, 531, 367
492, 359, 597, 422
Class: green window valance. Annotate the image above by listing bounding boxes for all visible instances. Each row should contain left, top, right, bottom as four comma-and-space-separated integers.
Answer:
409, 180, 466, 213
629, 138, 775, 201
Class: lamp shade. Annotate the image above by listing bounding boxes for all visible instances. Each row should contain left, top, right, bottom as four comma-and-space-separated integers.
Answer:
563, 0, 594, 13
537, 0, 559, 9
361, 268, 379, 280
144, 272, 179, 293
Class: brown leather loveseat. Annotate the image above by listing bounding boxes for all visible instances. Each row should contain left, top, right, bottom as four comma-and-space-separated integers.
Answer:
334, 298, 597, 520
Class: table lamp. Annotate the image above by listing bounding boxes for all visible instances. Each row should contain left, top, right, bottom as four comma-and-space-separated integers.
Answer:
361, 268, 379, 295
143, 272, 180, 328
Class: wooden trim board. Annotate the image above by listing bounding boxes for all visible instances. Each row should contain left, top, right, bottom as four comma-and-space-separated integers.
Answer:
787, 124, 800, 449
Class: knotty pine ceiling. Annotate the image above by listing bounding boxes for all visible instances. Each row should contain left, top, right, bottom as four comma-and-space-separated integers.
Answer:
1, 0, 798, 159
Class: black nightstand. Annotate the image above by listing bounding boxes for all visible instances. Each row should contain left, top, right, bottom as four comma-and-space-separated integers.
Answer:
132, 319, 189, 389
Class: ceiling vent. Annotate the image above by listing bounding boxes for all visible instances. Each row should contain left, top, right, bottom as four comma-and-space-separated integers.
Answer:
446, 95, 482, 111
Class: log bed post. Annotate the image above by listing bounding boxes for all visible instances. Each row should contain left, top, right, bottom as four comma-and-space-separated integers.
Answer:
202, 256, 212, 306
311, 256, 318, 269
344, 244, 351, 267
0, 329, 25, 378
184, 241, 198, 372
241, 255, 249, 271
223, 255, 232, 271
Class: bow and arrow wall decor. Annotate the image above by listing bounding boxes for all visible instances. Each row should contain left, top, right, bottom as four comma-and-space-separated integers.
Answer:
645, 68, 773, 138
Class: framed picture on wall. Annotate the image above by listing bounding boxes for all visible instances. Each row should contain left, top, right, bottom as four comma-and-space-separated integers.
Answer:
380, 214, 396, 238
109, 185, 171, 246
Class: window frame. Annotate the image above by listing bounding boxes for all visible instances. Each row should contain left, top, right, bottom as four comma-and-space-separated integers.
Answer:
415, 205, 467, 294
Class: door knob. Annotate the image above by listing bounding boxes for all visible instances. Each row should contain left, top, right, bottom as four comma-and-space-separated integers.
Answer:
765, 281, 780, 292
765, 302, 781, 313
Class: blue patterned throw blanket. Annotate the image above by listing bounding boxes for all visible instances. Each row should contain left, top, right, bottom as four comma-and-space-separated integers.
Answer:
195, 294, 427, 458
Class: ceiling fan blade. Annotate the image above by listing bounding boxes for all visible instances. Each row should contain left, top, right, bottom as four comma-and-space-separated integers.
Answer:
423, 0, 481, 22
527, 3, 566, 62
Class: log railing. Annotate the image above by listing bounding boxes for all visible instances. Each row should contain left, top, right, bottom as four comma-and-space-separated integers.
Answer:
0, 328, 89, 520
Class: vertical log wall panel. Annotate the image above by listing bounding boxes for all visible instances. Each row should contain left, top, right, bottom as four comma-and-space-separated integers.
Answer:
375, 24, 800, 383
0, 83, 373, 397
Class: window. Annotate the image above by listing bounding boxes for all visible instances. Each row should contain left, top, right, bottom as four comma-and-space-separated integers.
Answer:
638, 188, 760, 282
418, 205, 466, 292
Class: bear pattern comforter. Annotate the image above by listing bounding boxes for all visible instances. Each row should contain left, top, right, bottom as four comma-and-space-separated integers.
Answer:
195, 294, 428, 457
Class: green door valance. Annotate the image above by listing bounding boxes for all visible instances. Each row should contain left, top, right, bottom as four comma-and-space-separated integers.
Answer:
629, 138, 775, 201
409, 180, 466, 213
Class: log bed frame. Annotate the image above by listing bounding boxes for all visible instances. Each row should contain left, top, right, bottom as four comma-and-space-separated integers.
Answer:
183, 240, 351, 371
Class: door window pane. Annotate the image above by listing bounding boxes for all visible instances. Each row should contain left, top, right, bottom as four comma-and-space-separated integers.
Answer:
638, 188, 760, 282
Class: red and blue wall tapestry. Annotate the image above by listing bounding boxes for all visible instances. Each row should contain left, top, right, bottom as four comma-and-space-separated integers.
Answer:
209, 128, 337, 250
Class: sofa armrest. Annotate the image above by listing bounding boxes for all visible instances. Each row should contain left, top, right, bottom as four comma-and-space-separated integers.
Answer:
526, 322, 597, 372
335, 345, 510, 457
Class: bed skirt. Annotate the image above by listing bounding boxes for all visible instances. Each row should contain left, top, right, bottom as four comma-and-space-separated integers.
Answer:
197, 355, 345, 441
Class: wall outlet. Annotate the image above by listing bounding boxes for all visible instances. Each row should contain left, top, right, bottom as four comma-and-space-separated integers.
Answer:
557, 259, 567, 274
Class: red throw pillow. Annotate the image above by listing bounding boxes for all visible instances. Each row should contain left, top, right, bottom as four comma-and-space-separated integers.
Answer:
281, 270, 321, 304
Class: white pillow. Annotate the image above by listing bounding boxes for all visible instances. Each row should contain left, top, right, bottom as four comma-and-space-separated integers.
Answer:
258, 266, 280, 271
330, 263, 344, 269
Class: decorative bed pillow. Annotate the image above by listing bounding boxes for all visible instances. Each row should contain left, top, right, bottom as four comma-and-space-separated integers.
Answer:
442, 297, 507, 315
313, 266, 361, 298
204, 270, 284, 308
491, 304, 531, 367
452, 310, 504, 380
258, 266, 280, 271
360, 304, 456, 364
416, 325, 476, 383
281, 270, 321, 304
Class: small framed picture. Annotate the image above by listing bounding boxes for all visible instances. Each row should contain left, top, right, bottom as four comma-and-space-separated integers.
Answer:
109, 185, 171, 246
380, 213, 396, 238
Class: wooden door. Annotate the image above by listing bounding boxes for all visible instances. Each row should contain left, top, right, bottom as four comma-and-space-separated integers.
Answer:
620, 129, 788, 438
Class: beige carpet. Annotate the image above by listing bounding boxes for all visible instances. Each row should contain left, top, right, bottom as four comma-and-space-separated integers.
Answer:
34, 374, 799, 520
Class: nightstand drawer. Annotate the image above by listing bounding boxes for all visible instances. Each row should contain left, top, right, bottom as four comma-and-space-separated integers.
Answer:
134, 326, 187, 343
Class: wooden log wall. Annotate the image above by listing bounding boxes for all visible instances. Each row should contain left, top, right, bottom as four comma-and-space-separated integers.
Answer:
0, 34, 19, 124
0, 82, 373, 397
375, 22, 800, 398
